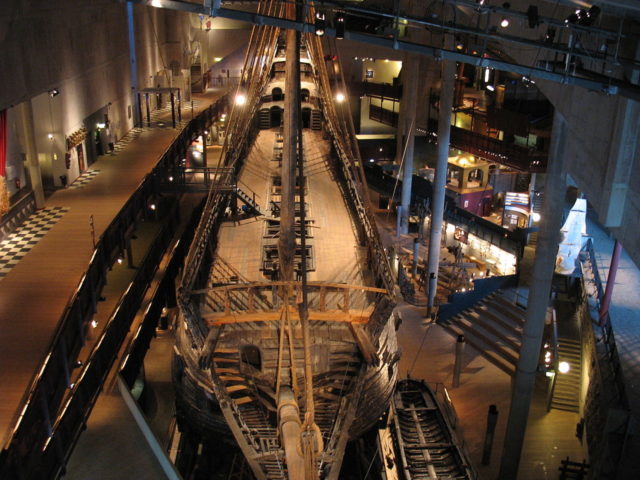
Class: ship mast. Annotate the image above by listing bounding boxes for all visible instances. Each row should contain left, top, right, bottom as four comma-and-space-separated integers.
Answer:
277, 0, 321, 478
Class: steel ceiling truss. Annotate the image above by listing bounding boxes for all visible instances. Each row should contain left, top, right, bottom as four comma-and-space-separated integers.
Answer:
125, 0, 640, 100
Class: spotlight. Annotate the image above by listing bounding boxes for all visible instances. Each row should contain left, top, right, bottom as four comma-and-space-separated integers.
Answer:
149, 203, 157, 210
531, 212, 541, 222
117, 256, 124, 264
476, 0, 485, 5
580, 5, 600, 25
500, 17, 510, 28
335, 92, 345, 103
486, 85, 495, 92
91, 319, 99, 328
315, 11, 326, 36
235, 93, 246, 105
544, 27, 556, 43
48, 88, 60, 97
558, 361, 570, 374
455, 36, 464, 51
564, 12, 579, 24
168, 176, 174, 182
335, 12, 345, 39
47, 133, 54, 140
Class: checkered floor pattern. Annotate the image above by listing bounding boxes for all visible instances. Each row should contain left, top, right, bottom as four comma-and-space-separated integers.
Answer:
0, 207, 69, 279
68, 169, 100, 189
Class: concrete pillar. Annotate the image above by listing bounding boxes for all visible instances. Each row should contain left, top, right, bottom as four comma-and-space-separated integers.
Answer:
18, 101, 45, 209
498, 111, 568, 479
126, 2, 140, 129
277, 26, 300, 282
399, 54, 419, 235
426, 54, 456, 313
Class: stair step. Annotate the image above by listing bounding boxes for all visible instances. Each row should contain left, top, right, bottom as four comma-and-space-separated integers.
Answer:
451, 315, 519, 364
442, 323, 515, 376
215, 367, 240, 374
455, 313, 521, 352
215, 348, 239, 354
235, 396, 254, 405
219, 375, 246, 382
227, 384, 249, 393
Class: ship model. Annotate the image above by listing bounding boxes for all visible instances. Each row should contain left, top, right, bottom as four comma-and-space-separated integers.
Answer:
173, 6, 399, 479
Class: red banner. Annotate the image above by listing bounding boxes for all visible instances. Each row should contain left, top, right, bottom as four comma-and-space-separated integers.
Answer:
0, 109, 6, 178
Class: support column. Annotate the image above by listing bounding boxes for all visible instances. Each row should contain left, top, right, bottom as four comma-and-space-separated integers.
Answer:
170, 91, 176, 128
399, 53, 419, 235
426, 55, 456, 314
498, 111, 568, 479
126, 1, 140, 128
18, 101, 45, 208
145, 93, 151, 127
599, 239, 622, 325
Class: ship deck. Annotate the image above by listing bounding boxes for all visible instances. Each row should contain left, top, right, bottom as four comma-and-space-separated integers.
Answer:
216, 129, 365, 286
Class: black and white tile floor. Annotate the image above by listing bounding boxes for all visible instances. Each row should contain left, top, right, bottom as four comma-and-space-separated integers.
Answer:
68, 169, 100, 189
0, 207, 69, 279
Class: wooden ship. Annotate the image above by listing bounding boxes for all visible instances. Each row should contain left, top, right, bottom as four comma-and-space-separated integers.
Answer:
173, 5, 399, 479
386, 379, 475, 480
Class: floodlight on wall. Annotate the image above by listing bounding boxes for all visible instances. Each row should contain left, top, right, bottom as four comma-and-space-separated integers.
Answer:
580, 6, 600, 26
315, 11, 326, 36
564, 11, 579, 24
500, 17, 510, 28
335, 12, 345, 39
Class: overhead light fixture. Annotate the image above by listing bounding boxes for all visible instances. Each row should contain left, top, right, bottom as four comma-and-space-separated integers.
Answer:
455, 36, 464, 51
580, 5, 600, 26
486, 85, 495, 92
564, 12, 579, 25
335, 92, 345, 103
544, 27, 556, 43
47, 133, 54, 140
48, 88, 60, 97
500, 17, 510, 28
315, 11, 326, 36
526, 5, 539, 28
335, 12, 345, 39
235, 93, 246, 105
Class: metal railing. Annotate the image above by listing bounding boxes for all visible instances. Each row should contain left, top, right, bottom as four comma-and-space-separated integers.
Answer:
306, 33, 396, 295
0, 93, 231, 479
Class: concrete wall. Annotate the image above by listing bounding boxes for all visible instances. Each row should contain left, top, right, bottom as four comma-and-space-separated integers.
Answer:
537, 80, 640, 268
0, 1, 192, 189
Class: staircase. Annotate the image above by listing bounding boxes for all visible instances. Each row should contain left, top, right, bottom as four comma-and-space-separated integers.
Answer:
310, 109, 322, 130
440, 291, 525, 376
259, 108, 271, 129
550, 338, 582, 413
235, 187, 262, 215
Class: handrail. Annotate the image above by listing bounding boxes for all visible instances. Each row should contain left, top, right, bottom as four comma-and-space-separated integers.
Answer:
0, 94, 230, 478
546, 308, 560, 412
306, 30, 396, 295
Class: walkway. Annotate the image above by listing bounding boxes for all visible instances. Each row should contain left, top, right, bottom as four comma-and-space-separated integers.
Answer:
0, 90, 222, 448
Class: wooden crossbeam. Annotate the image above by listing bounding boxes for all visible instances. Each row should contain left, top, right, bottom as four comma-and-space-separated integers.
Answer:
191, 281, 388, 295
203, 306, 374, 326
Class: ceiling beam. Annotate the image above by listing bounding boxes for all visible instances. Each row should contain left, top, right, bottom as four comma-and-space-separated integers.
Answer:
121, 0, 640, 100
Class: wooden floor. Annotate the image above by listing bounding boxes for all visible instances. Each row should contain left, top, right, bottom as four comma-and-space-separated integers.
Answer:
216, 129, 363, 285
0, 93, 221, 447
